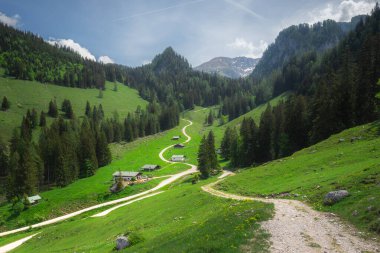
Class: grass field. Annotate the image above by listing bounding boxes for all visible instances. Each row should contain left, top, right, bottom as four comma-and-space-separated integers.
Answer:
217, 121, 380, 235
7, 177, 273, 253
0, 120, 191, 231
0, 77, 148, 140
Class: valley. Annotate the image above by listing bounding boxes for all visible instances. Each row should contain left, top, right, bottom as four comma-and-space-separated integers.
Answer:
0, 1, 380, 252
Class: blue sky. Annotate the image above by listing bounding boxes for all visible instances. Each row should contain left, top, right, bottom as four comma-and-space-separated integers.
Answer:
0, 0, 376, 66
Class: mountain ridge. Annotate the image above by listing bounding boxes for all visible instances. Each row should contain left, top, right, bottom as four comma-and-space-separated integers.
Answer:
194, 56, 260, 78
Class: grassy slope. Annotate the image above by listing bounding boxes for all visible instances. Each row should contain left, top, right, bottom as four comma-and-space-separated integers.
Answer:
0, 77, 147, 140
210, 93, 289, 143
1, 108, 273, 252
217, 122, 380, 235
10, 178, 273, 253
0, 121, 190, 231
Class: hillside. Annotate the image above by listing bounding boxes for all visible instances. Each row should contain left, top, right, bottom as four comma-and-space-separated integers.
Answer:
0, 77, 148, 140
251, 16, 365, 80
217, 121, 380, 235
194, 56, 260, 78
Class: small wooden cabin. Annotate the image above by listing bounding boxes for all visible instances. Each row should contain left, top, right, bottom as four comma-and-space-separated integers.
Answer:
113, 171, 142, 182
174, 143, 185, 148
141, 164, 161, 171
27, 195, 42, 205
171, 155, 185, 162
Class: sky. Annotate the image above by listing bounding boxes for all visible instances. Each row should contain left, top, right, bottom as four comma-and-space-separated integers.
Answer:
0, 0, 377, 67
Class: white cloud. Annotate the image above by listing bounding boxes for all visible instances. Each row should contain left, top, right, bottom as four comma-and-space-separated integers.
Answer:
308, 0, 375, 23
98, 55, 114, 64
47, 38, 96, 61
0, 11, 20, 27
227, 38, 268, 58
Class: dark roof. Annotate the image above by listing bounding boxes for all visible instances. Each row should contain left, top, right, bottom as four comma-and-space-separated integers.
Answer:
174, 143, 185, 147
141, 164, 160, 170
112, 171, 141, 177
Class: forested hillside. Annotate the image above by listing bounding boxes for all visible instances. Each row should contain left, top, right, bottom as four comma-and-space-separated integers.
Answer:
251, 15, 365, 80
0, 23, 105, 89
221, 6, 380, 168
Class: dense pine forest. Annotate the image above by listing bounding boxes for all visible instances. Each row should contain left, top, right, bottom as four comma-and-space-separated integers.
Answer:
221, 5, 380, 168
0, 23, 105, 89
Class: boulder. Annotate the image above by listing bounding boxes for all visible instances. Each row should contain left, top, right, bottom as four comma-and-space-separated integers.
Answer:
116, 236, 130, 250
323, 190, 349, 205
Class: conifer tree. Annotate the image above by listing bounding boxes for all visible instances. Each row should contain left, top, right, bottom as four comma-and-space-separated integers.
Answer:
85, 101, 91, 117
258, 105, 274, 163
39, 111, 46, 127
1, 96, 10, 111
62, 99, 74, 119
30, 108, 38, 128
20, 116, 32, 142
48, 100, 58, 118
79, 119, 98, 177
96, 130, 112, 167
197, 135, 210, 178
220, 126, 232, 159
206, 130, 220, 172
0, 136, 9, 177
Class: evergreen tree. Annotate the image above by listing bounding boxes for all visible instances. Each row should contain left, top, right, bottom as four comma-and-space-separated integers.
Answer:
78, 119, 98, 177
1, 96, 10, 111
206, 130, 220, 172
220, 126, 232, 159
197, 135, 210, 178
48, 100, 58, 118
62, 99, 74, 119
30, 108, 38, 129
239, 118, 258, 166
85, 101, 91, 117
20, 116, 32, 142
39, 111, 46, 127
96, 130, 112, 167
258, 105, 274, 163
0, 136, 9, 177
229, 128, 240, 167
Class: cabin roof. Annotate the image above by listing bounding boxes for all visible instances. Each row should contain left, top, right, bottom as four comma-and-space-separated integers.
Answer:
141, 164, 160, 169
112, 171, 141, 177
27, 195, 42, 202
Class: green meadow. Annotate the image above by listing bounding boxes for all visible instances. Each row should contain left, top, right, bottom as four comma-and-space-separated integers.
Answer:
217, 121, 380, 235
8, 178, 273, 253
0, 77, 148, 140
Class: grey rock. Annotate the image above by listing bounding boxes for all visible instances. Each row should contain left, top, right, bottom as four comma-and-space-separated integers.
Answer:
324, 190, 349, 205
116, 236, 130, 250
352, 210, 359, 216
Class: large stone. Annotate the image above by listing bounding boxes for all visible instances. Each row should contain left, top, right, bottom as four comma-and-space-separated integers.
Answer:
324, 190, 349, 205
116, 236, 130, 250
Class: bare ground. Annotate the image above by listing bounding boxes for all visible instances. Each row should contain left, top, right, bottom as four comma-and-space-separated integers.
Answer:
202, 179, 380, 253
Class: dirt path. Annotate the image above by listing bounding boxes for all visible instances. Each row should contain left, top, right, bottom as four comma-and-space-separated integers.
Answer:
202, 179, 380, 253
0, 119, 197, 252
0, 233, 40, 253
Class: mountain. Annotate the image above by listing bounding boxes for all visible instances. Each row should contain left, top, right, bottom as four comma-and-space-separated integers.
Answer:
194, 56, 260, 78
251, 15, 366, 79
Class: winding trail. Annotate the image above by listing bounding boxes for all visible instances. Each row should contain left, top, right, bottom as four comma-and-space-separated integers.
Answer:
0, 119, 196, 252
202, 177, 380, 253
0, 233, 40, 253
